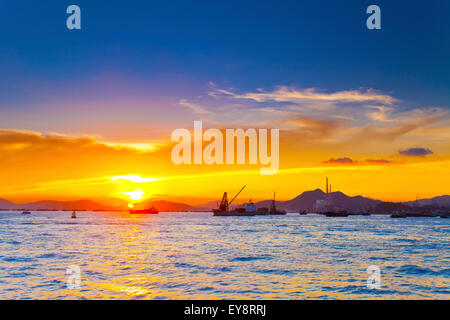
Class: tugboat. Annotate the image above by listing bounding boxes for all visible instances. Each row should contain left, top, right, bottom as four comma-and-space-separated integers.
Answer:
71, 211, 77, 219
21, 211, 31, 215
130, 206, 159, 214
213, 186, 256, 216
269, 192, 287, 215
299, 210, 307, 215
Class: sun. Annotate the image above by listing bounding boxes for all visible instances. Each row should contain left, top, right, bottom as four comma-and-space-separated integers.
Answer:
128, 203, 134, 208
123, 189, 145, 201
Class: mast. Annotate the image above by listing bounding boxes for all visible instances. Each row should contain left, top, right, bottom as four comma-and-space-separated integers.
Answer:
326, 177, 329, 194
271, 192, 277, 213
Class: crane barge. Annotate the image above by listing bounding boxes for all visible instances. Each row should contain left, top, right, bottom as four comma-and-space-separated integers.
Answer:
213, 185, 256, 216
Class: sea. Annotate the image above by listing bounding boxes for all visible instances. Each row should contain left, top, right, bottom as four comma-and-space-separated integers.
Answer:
0, 211, 448, 299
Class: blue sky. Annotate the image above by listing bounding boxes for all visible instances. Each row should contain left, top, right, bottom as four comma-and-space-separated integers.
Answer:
0, 0, 449, 135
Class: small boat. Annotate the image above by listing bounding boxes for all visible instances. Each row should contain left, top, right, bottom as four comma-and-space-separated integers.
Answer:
299, 210, 307, 215
129, 207, 159, 214
324, 210, 349, 217
390, 211, 406, 218
71, 211, 77, 219
436, 210, 449, 218
21, 211, 31, 215
405, 212, 436, 217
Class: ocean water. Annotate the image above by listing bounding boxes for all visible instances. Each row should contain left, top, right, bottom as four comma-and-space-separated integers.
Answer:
0, 211, 448, 299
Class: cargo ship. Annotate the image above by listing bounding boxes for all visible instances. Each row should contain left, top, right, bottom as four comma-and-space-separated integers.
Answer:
129, 206, 159, 214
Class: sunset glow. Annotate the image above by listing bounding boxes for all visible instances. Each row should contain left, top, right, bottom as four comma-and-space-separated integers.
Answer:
0, 0, 449, 302
123, 190, 145, 201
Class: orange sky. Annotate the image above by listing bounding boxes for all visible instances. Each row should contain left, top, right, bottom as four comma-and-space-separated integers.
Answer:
1, 87, 449, 205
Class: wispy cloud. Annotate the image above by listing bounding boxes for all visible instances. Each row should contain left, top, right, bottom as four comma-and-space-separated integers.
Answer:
178, 99, 211, 114
323, 157, 355, 164
212, 86, 397, 105
323, 157, 394, 165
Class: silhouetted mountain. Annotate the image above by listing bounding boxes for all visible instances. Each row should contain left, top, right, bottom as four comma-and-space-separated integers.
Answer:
253, 189, 380, 211
404, 195, 450, 207
16, 199, 118, 211
95, 197, 129, 208
325, 191, 381, 210
136, 200, 195, 212
284, 189, 327, 210
0, 198, 15, 209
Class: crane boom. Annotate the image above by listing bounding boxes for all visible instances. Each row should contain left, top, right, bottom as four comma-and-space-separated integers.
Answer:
229, 185, 246, 205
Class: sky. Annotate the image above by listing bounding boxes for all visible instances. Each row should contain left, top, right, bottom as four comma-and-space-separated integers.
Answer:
0, 0, 449, 204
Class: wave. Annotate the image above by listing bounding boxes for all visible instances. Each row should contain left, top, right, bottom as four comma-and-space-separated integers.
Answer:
230, 255, 272, 262
396, 265, 450, 277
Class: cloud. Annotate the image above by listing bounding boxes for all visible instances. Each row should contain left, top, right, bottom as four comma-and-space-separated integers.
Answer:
0, 129, 165, 154
185, 86, 448, 146
323, 157, 394, 165
399, 147, 434, 157
365, 105, 394, 122
178, 99, 210, 114
280, 117, 345, 140
365, 159, 393, 165
323, 157, 355, 164
0, 128, 173, 188
343, 114, 441, 144
212, 86, 397, 105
